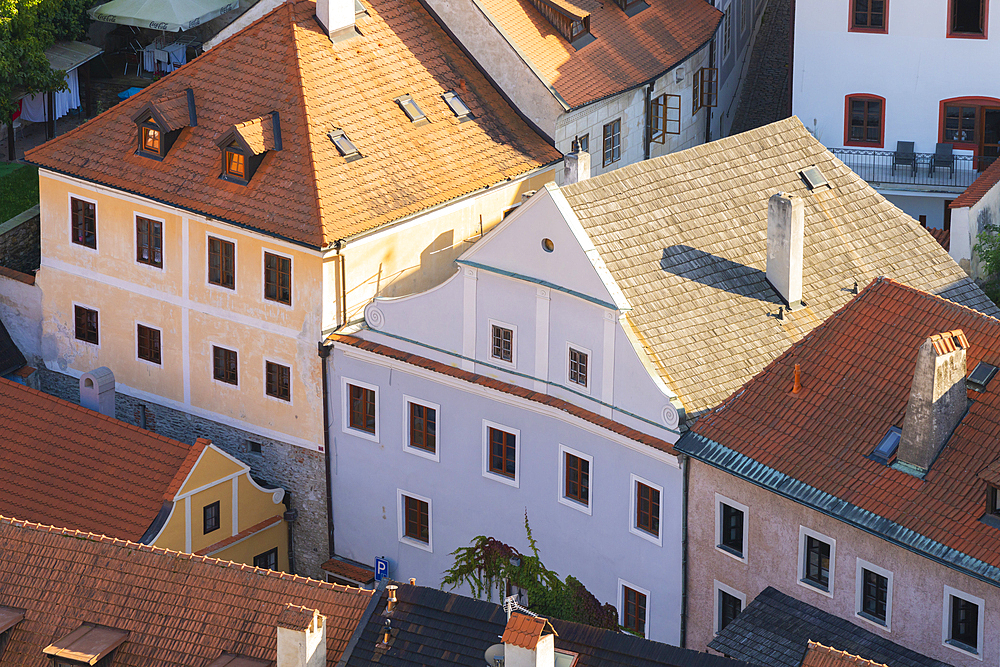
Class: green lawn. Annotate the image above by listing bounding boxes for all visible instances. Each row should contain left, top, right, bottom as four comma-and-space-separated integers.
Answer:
0, 163, 39, 222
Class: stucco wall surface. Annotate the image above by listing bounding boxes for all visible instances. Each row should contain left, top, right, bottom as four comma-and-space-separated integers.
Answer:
686, 459, 1000, 666
954, 182, 1000, 279
0, 273, 42, 364
329, 343, 684, 643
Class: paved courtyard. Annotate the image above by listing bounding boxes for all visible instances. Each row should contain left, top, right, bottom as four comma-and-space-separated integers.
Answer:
729, 0, 792, 136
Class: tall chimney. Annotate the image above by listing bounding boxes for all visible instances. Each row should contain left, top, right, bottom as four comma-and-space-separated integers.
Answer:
79, 367, 115, 417
897, 330, 969, 475
561, 139, 591, 185
766, 192, 805, 309
277, 605, 326, 667
316, 0, 356, 41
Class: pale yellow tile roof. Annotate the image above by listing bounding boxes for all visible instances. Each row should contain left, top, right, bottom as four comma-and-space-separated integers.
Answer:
561, 117, 999, 418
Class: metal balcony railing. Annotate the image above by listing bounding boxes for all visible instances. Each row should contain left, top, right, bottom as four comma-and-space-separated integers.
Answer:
829, 148, 996, 190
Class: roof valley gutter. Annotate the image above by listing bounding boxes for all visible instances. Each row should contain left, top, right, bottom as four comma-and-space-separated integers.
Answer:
410, 0, 559, 144
28, 166, 324, 251
676, 432, 1000, 590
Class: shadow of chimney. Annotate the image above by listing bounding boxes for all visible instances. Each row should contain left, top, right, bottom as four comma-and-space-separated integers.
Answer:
660, 245, 783, 305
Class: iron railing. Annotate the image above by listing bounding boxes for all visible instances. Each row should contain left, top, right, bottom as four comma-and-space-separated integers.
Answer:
830, 148, 996, 190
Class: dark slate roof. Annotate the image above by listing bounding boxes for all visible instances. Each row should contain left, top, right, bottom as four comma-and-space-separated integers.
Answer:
709, 587, 948, 667
0, 316, 26, 377
344, 584, 754, 667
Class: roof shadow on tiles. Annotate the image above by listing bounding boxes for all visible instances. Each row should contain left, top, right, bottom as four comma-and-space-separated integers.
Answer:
660, 245, 783, 305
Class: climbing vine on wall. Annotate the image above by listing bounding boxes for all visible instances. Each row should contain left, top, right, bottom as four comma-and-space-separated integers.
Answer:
441, 511, 620, 631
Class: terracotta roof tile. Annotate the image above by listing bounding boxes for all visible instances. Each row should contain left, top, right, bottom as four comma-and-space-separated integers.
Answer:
560, 118, 1000, 417
25, 0, 560, 248
928, 226, 950, 252
952, 158, 1000, 209
476, 0, 722, 108
0, 377, 194, 541
196, 515, 284, 556
234, 114, 279, 154
151, 90, 194, 132
329, 334, 678, 455
801, 641, 890, 667
276, 603, 322, 631
501, 613, 547, 649
0, 515, 373, 666
688, 277, 1000, 571
321, 558, 376, 584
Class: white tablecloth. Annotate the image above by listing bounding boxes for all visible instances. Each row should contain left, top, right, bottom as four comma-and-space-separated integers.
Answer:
142, 42, 186, 73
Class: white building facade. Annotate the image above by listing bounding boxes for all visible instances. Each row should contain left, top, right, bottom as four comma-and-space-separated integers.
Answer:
327, 184, 688, 643
792, 0, 1000, 230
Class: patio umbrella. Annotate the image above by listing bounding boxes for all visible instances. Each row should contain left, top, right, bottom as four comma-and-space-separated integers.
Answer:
89, 0, 240, 32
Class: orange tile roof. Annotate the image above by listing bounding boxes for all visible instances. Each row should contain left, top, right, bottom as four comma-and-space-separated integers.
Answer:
801, 642, 889, 667
329, 333, 678, 454
25, 0, 560, 248
276, 603, 322, 631
928, 226, 950, 252
952, 158, 1000, 209
501, 613, 547, 649
321, 558, 376, 584
0, 377, 194, 542
475, 0, 722, 108
688, 277, 1000, 572
0, 515, 374, 666
196, 515, 284, 556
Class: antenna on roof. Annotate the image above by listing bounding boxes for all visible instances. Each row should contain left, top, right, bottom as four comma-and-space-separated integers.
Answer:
502, 596, 539, 620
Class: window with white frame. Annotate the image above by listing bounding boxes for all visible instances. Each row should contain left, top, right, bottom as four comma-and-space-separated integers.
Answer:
558, 445, 592, 514
715, 494, 747, 560
713, 581, 746, 635
618, 580, 649, 637
404, 396, 439, 461
397, 489, 432, 552
798, 526, 835, 596
855, 559, 892, 629
567, 344, 590, 389
943, 585, 983, 655
342, 378, 379, 442
482, 420, 519, 487
489, 320, 516, 366
629, 474, 662, 546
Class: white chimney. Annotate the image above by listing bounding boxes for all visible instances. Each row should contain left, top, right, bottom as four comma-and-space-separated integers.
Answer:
501, 613, 555, 667
316, 0, 357, 41
766, 192, 804, 309
79, 367, 115, 417
561, 140, 591, 185
277, 605, 326, 667
897, 330, 969, 475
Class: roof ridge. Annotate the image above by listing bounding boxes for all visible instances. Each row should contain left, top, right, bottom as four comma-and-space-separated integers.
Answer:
805, 641, 890, 667
163, 437, 211, 500
0, 514, 371, 593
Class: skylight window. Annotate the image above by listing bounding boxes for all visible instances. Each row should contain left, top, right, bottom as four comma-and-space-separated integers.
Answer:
395, 95, 428, 125
442, 91, 473, 121
329, 129, 361, 161
800, 166, 829, 190
969, 362, 998, 392
870, 426, 902, 465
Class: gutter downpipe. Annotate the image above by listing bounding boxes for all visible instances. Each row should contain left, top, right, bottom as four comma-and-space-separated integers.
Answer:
705, 35, 715, 144
679, 452, 689, 648
319, 340, 335, 562
643, 81, 653, 161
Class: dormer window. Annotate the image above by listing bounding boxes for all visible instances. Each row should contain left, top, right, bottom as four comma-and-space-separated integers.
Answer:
141, 122, 161, 154
131, 89, 197, 161
989, 486, 1000, 516
225, 143, 246, 180
525, 0, 594, 49
442, 91, 473, 121
611, 0, 648, 17
44, 623, 128, 667
396, 95, 428, 125
330, 129, 362, 161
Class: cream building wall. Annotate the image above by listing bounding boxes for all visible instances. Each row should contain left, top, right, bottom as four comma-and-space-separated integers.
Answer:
686, 459, 1000, 666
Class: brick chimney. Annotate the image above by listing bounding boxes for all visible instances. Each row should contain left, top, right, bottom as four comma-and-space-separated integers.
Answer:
501, 613, 555, 667
316, 0, 357, 41
277, 605, 326, 667
561, 139, 591, 185
79, 367, 115, 417
897, 330, 969, 475
766, 192, 804, 309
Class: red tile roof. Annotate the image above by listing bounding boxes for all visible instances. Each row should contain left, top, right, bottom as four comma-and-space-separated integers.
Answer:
952, 158, 1000, 209
329, 334, 677, 454
476, 0, 722, 108
25, 0, 560, 248
196, 515, 284, 556
0, 515, 373, 666
501, 613, 547, 649
928, 226, 950, 252
801, 642, 889, 667
689, 277, 1000, 570
321, 558, 376, 584
0, 377, 194, 542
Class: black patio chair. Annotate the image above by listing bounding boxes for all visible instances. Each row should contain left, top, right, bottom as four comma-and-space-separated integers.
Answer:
892, 141, 917, 176
930, 143, 955, 178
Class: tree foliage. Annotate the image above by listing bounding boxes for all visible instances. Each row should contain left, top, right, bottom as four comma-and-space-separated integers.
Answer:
975, 222, 1000, 281
442, 511, 620, 631
0, 0, 91, 125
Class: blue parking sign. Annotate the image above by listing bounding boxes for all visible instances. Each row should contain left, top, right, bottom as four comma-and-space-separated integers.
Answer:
375, 556, 389, 581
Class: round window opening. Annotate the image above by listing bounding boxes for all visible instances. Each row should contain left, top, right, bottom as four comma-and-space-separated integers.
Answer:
542, 238, 554, 253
